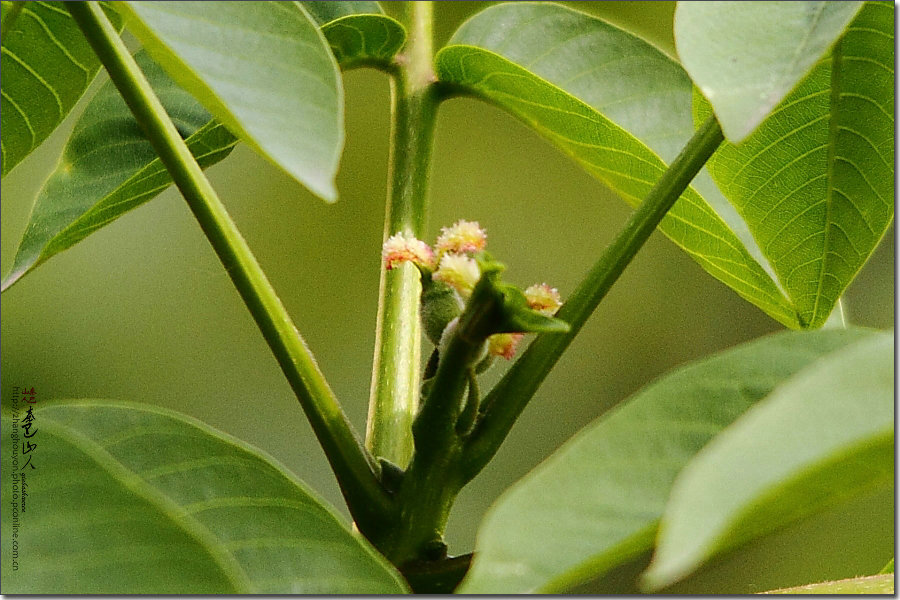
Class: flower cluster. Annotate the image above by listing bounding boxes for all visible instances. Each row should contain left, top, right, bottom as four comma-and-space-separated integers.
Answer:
382, 219, 563, 360
382, 231, 435, 271
486, 284, 563, 359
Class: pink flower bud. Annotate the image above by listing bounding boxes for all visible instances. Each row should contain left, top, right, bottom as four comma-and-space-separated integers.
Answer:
433, 253, 480, 298
488, 333, 524, 360
435, 219, 487, 256
524, 283, 562, 315
382, 232, 435, 270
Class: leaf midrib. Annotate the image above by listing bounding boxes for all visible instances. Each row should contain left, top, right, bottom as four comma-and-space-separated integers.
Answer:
810, 38, 844, 326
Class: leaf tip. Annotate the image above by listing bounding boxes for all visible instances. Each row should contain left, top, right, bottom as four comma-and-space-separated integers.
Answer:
314, 179, 339, 204
638, 559, 687, 593
0, 268, 24, 293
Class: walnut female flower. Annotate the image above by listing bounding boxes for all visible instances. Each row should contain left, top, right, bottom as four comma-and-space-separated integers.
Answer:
524, 283, 563, 315
433, 253, 480, 298
435, 219, 487, 257
488, 332, 524, 360
382, 232, 435, 270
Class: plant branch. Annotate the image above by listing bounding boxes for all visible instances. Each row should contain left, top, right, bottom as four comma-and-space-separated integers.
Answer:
67, 1, 393, 534
461, 116, 725, 482
366, 0, 439, 469
379, 265, 527, 564
401, 553, 473, 594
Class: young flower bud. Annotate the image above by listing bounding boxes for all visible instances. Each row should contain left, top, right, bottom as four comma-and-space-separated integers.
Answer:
382, 232, 435, 270
435, 219, 487, 257
433, 253, 480, 298
524, 283, 563, 315
488, 332, 524, 360
420, 278, 464, 346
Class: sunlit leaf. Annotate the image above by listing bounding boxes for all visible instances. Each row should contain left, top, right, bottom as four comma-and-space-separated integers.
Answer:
644, 332, 893, 589
435, 2, 798, 327
0, 401, 408, 593
460, 328, 876, 593
698, 2, 894, 327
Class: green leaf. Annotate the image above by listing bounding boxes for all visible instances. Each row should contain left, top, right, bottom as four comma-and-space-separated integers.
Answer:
117, 1, 343, 201
303, 1, 384, 24
1, 2, 400, 292
435, 2, 799, 328
321, 14, 405, 70
698, 2, 894, 328
0, 1, 120, 177
643, 332, 893, 590
302, 1, 406, 70
1, 51, 237, 292
459, 328, 876, 593
763, 574, 894, 594
880, 559, 895, 574
676, 1, 863, 141
0, 400, 408, 594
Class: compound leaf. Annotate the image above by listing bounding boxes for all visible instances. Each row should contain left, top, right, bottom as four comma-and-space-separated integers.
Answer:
697, 2, 894, 328
436, 2, 798, 327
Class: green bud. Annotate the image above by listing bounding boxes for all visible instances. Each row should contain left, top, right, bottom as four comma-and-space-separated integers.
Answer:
420, 277, 464, 345
378, 458, 405, 493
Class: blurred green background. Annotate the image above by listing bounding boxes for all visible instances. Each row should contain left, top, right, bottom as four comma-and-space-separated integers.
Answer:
1, 1, 893, 593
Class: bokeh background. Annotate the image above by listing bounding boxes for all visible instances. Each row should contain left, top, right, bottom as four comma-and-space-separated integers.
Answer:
1, 1, 893, 593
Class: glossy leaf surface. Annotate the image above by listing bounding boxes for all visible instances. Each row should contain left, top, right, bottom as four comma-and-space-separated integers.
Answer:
676, 1, 864, 141
698, 2, 894, 328
436, 2, 798, 327
0, 1, 119, 176
0, 401, 408, 593
459, 328, 876, 593
119, 1, 343, 201
644, 332, 893, 589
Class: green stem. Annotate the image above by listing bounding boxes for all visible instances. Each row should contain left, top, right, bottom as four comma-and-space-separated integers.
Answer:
366, 1, 438, 469
381, 271, 505, 564
401, 553, 473, 594
67, 1, 392, 535
461, 116, 725, 482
